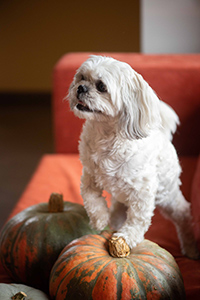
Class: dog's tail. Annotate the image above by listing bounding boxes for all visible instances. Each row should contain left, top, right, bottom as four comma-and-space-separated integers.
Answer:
159, 101, 180, 141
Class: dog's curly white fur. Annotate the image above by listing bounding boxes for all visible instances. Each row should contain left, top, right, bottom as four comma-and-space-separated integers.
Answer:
68, 55, 199, 259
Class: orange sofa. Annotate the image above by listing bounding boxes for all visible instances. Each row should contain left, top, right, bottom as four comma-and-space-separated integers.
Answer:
1, 53, 200, 299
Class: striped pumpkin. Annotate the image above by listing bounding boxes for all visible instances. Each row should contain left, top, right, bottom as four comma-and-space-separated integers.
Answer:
49, 231, 185, 300
0, 194, 97, 293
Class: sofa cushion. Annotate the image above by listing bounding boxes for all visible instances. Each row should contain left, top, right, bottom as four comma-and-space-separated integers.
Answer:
0, 154, 199, 298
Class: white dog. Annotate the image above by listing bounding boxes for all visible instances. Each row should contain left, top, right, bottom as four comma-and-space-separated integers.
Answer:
68, 55, 199, 259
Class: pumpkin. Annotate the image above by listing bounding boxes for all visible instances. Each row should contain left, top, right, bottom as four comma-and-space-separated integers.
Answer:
0, 283, 49, 300
49, 231, 186, 300
0, 193, 97, 293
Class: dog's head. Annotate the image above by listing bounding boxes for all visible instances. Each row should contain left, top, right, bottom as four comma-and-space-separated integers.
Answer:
68, 55, 161, 139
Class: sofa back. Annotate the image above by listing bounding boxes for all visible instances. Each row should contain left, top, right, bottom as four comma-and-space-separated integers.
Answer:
53, 53, 200, 155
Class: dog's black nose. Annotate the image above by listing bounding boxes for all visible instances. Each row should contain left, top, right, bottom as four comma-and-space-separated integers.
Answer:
77, 85, 88, 95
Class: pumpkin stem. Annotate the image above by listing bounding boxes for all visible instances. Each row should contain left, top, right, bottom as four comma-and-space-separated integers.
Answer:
48, 193, 64, 213
11, 292, 27, 300
109, 235, 130, 258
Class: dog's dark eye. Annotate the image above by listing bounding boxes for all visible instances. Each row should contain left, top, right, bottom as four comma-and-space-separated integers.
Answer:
81, 75, 85, 81
96, 80, 107, 93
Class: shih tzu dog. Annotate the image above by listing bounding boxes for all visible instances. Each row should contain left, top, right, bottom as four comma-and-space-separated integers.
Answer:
68, 55, 199, 259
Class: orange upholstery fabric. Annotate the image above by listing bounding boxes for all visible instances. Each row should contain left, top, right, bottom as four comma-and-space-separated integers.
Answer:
1, 53, 200, 298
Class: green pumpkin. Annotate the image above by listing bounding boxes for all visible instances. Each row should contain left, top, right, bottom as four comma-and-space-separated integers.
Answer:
0, 193, 97, 293
0, 283, 49, 300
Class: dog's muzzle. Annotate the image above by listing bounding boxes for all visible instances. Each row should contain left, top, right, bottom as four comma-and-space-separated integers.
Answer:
75, 85, 101, 114
77, 85, 88, 98
76, 84, 92, 112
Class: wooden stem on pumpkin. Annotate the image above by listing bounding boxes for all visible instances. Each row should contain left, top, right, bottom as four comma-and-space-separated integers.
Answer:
48, 193, 64, 213
109, 235, 130, 258
11, 292, 27, 300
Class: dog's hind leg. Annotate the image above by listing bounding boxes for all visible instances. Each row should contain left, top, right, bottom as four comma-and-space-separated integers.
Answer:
158, 190, 199, 259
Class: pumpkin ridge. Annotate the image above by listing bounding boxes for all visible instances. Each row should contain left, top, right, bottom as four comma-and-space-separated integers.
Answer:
79, 233, 110, 247
59, 244, 109, 264
98, 230, 111, 242
56, 253, 112, 278
131, 246, 177, 269
25, 216, 53, 284
128, 257, 183, 299
53, 255, 112, 300
115, 262, 123, 299
149, 259, 184, 299
51, 249, 109, 282
60, 234, 110, 256
79, 258, 115, 299
91, 259, 121, 300
50, 246, 97, 285
51, 245, 112, 296
13, 217, 38, 280
132, 254, 181, 278
0, 222, 18, 278
68, 240, 108, 251
11, 217, 34, 282
124, 258, 147, 299
50, 246, 101, 274
17, 216, 42, 272
128, 258, 167, 298
60, 214, 77, 238
2, 218, 30, 280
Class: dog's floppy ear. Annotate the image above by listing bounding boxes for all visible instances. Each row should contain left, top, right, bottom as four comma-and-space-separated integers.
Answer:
119, 71, 161, 139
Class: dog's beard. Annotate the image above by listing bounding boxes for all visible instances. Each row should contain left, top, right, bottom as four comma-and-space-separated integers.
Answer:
76, 99, 102, 114
76, 100, 94, 113
69, 88, 116, 120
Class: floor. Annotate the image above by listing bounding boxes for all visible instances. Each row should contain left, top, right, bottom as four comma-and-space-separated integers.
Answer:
0, 94, 54, 230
